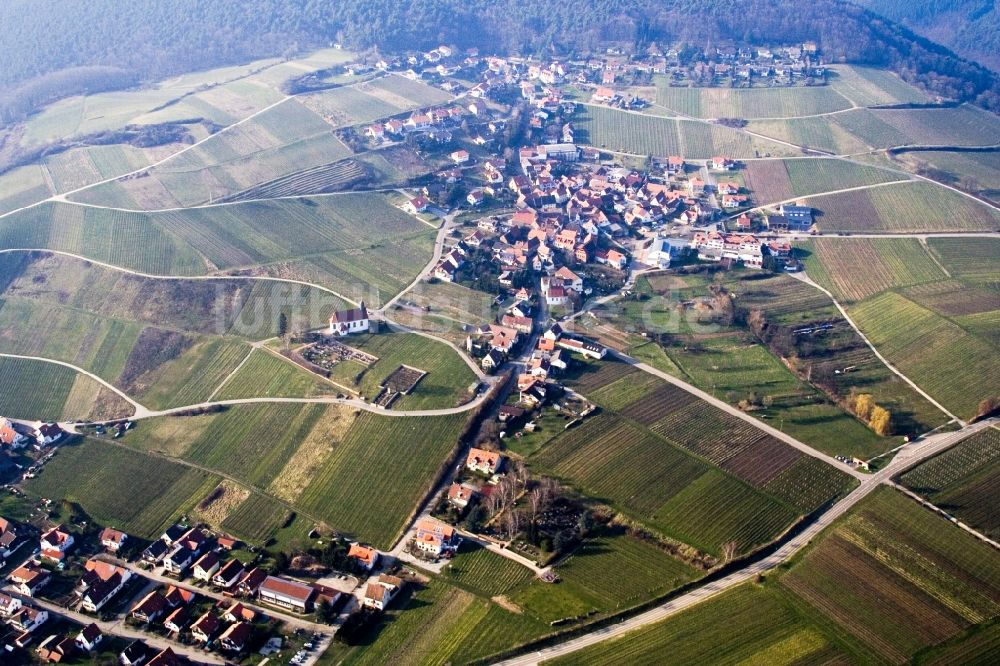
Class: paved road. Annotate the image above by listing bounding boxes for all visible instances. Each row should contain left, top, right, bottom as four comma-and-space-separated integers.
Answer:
494, 418, 997, 665
96, 554, 332, 633
788, 271, 961, 424
612, 351, 866, 479
3, 585, 226, 664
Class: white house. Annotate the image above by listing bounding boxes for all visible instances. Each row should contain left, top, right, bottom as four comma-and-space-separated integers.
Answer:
363, 575, 402, 611
192, 551, 220, 581
328, 303, 370, 336
75, 623, 103, 652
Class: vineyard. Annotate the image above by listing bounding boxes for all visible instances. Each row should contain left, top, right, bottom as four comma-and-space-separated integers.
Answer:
778, 488, 1000, 663
530, 371, 853, 557
827, 65, 929, 107
214, 350, 337, 400
443, 543, 537, 597
558, 487, 1000, 666
43, 143, 154, 193
333, 580, 548, 666
743, 159, 794, 204
220, 492, 293, 544
0, 202, 205, 276
548, 584, 841, 666
0, 165, 53, 215
222, 159, 368, 201
805, 182, 1000, 232
850, 291, 1000, 419
928, 237, 1000, 278
747, 116, 870, 155
132, 338, 252, 410
0, 356, 130, 422
24, 439, 220, 539
575, 106, 681, 156
801, 237, 947, 302
654, 83, 852, 119
297, 411, 467, 548
901, 427, 1000, 539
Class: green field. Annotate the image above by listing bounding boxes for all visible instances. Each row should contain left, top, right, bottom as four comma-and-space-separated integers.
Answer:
828, 65, 930, 107
592, 271, 939, 456
743, 157, 906, 204
24, 439, 220, 539
0, 356, 131, 422
800, 237, 948, 302
327, 579, 550, 666
654, 82, 852, 119
1, 194, 435, 304
220, 491, 293, 543
0, 165, 54, 215
129, 404, 468, 548
928, 237, 1000, 278
214, 349, 337, 399
325, 332, 478, 409
898, 150, 1000, 203
806, 181, 1000, 232
527, 367, 854, 556
901, 427, 1000, 540
548, 487, 1000, 665
850, 291, 1000, 420
297, 411, 468, 548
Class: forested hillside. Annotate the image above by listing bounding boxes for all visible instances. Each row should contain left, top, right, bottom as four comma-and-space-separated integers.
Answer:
2, 0, 1000, 120
855, 1, 1000, 72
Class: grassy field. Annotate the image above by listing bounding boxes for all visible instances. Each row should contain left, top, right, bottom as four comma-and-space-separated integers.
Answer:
576, 106, 681, 156
805, 181, 1000, 232
850, 291, 1000, 420
654, 82, 852, 119
901, 427, 1000, 540
548, 487, 1000, 665
324, 332, 478, 409
219, 490, 293, 543
747, 115, 872, 155
24, 438, 220, 539
800, 237, 948, 302
0, 164, 53, 215
842, 106, 1000, 149
0, 356, 132, 421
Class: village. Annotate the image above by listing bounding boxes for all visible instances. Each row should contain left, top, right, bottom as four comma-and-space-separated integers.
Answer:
0, 39, 839, 666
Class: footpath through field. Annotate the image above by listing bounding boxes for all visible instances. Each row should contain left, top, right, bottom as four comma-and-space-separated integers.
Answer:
493, 417, 998, 666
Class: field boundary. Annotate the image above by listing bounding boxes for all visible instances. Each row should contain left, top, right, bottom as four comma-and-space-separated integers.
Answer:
789, 271, 962, 424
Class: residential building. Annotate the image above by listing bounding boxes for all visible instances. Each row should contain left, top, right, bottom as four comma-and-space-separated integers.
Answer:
192, 551, 220, 581
466, 447, 503, 474
258, 576, 316, 613
99, 527, 128, 553
190, 611, 220, 643
219, 622, 252, 653
212, 559, 245, 589
75, 623, 102, 652
347, 543, 379, 571
363, 575, 402, 611
414, 520, 460, 556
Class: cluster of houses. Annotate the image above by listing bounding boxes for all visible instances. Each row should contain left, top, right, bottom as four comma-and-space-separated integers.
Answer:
690, 230, 791, 269
0, 418, 64, 451
0, 587, 116, 663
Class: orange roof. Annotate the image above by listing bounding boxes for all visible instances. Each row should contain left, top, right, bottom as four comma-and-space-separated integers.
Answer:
466, 447, 501, 469
348, 543, 378, 566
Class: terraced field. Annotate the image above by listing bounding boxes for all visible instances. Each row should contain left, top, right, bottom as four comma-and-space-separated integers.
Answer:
800, 237, 948, 302
850, 291, 1000, 419
549, 487, 1000, 666
24, 439, 221, 539
901, 427, 1000, 540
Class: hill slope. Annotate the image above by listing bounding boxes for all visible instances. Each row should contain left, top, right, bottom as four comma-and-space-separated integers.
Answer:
855, 1, 1000, 72
2, 0, 999, 118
